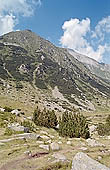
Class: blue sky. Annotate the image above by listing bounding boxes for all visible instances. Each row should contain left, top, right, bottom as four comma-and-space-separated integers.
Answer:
0, 0, 110, 63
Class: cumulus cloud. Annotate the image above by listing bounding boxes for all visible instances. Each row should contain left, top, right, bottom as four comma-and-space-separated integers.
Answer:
60, 16, 110, 62
0, 14, 16, 35
0, 0, 41, 35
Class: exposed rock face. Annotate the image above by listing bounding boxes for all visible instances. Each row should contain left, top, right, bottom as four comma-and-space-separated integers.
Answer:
68, 49, 110, 82
72, 152, 110, 170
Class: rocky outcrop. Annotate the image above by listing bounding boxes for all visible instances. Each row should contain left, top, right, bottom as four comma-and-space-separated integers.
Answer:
71, 152, 110, 170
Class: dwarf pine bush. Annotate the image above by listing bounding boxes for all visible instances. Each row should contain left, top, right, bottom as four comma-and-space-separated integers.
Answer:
33, 107, 58, 129
59, 112, 90, 139
97, 114, 110, 136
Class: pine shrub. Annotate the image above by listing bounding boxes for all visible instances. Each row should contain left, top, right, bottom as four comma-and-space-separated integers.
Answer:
97, 114, 110, 136
59, 112, 90, 139
33, 107, 58, 129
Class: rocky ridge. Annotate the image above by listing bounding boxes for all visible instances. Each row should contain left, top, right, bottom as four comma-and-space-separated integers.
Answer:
0, 30, 110, 111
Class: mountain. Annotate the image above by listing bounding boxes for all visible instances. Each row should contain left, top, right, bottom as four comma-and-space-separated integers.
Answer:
0, 30, 110, 111
68, 49, 110, 82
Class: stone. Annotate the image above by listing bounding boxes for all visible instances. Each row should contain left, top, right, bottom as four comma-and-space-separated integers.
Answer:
0, 142, 5, 145
40, 135, 50, 140
86, 138, 105, 147
97, 156, 102, 161
50, 142, 60, 151
27, 116, 32, 120
106, 136, 110, 140
58, 141, 62, 144
89, 125, 97, 135
14, 133, 41, 140
48, 134, 54, 139
71, 152, 110, 170
80, 147, 87, 151
56, 124, 59, 129
40, 131, 48, 135
8, 123, 25, 132
0, 108, 5, 112
47, 140, 52, 144
67, 141, 71, 145
52, 153, 67, 161
11, 109, 20, 116
39, 144, 49, 151
24, 150, 32, 156
36, 141, 44, 144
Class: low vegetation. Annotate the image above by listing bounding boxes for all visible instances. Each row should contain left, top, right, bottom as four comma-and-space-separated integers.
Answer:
0, 111, 16, 128
97, 114, 110, 136
33, 107, 90, 139
21, 120, 36, 132
33, 107, 58, 129
59, 112, 90, 139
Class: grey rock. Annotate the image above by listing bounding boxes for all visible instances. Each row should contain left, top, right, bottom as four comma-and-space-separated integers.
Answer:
58, 141, 62, 144
72, 152, 110, 170
11, 109, 20, 116
56, 124, 59, 129
50, 142, 60, 151
40, 135, 50, 140
67, 141, 72, 145
8, 124, 25, 132
39, 144, 49, 151
40, 131, 48, 135
80, 147, 87, 151
52, 153, 67, 161
86, 138, 105, 147
14, 133, 41, 140
89, 125, 97, 135
0, 108, 5, 112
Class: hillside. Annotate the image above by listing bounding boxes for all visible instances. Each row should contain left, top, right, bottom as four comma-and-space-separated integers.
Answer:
68, 49, 110, 82
0, 30, 110, 111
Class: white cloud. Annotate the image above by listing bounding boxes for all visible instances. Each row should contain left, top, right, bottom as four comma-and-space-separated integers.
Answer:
0, 0, 41, 35
0, 0, 41, 17
92, 16, 110, 42
0, 14, 16, 35
60, 17, 110, 62
60, 18, 90, 50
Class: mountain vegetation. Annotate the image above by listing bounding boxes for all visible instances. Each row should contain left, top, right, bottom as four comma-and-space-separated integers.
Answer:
0, 30, 110, 111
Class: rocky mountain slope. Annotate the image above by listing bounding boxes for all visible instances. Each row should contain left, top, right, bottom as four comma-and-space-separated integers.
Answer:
68, 49, 110, 82
0, 30, 110, 111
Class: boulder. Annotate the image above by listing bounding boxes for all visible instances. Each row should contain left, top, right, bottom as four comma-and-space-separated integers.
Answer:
71, 152, 110, 170
50, 142, 60, 151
